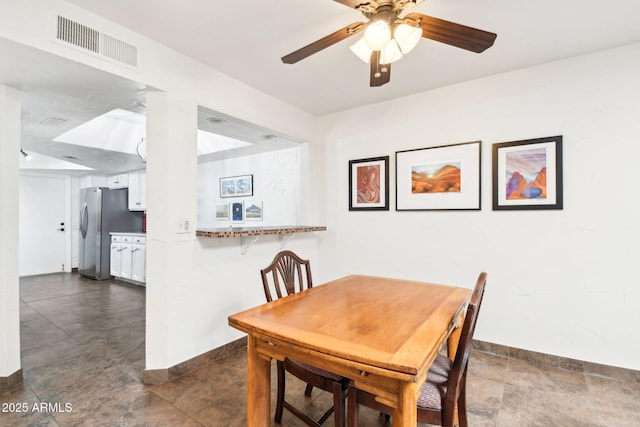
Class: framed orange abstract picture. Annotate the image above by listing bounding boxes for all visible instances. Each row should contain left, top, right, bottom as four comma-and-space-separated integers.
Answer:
349, 156, 389, 211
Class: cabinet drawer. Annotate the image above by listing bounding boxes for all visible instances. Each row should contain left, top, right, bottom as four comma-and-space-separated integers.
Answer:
133, 236, 146, 244
111, 235, 122, 243
122, 236, 133, 243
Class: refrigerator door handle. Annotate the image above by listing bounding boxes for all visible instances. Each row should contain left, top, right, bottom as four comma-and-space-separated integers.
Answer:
80, 202, 88, 238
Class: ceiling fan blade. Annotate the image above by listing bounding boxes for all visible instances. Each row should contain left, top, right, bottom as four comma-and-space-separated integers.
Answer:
281, 22, 365, 64
370, 51, 391, 87
405, 13, 497, 53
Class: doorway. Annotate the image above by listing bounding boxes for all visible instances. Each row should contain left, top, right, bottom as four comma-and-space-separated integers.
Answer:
19, 174, 67, 276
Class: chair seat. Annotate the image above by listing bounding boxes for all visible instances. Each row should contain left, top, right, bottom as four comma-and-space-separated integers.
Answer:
287, 358, 345, 382
417, 354, 453, 411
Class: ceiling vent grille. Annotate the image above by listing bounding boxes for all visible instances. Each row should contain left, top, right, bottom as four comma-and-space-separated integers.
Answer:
55, 15, 138, 68
40, 116, 70, 127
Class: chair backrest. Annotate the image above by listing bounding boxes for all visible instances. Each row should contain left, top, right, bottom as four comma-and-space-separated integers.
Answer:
260, 250, 313, 302
443, 272, 487, 410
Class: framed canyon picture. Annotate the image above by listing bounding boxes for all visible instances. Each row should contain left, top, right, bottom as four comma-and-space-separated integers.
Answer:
395, 141, 481, 211
492, 136, 563, 210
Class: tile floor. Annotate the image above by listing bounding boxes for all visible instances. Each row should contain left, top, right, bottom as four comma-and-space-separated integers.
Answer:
2, 273, 639, 426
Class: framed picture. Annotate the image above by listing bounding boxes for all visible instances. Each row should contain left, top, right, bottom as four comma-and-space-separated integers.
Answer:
348, 156, 389, 211
395, 141, 481, 211
231, 201, 244, 223
220, 174, 253, 198
215, 203, 230, 220
492, 136, 563, 210
245, 201, 263, 221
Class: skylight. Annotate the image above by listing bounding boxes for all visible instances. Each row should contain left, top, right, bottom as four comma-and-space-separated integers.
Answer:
54, 108, 251, 156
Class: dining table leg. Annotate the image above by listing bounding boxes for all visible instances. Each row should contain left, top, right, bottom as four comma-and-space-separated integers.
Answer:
392, 381, 418, 426
246, 335, 271, 427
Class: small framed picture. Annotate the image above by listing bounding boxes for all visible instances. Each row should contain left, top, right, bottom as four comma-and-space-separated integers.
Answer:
492, 136, 563, 210
348, 156, 389, 211
245, 201, 263, 221
215, 203, 230, 220
220, 174, 253, 198
231, 201, 244, 223
395, 141, 481, 211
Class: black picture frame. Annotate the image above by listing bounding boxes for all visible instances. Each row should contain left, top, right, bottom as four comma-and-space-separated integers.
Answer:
348, 156, 390, 211
492, 135, 563, 210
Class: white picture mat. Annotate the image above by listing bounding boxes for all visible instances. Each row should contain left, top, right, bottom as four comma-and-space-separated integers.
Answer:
350, 159, 387, 208
496, 141, 557, 206
396, 142, 480, 210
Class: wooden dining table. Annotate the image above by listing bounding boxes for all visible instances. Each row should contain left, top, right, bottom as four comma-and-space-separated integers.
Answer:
228, 274, 472, 427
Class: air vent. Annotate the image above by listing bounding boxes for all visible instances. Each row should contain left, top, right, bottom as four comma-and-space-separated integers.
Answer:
55, 15, 138, 68
40, 116, 70, 127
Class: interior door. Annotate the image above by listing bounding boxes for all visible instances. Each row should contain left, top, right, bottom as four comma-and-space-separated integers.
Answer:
19, 175, 67, 276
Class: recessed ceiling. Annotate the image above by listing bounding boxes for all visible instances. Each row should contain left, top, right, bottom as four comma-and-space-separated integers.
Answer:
0, 37, 301, 175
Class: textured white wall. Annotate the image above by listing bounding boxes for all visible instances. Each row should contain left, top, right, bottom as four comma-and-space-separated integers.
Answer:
0, 85, 21, 377
197, 147, 301, 228
317, 43, 640, 370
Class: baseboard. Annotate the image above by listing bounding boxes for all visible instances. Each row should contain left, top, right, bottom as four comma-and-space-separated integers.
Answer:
472, 339, 640, 381
0, 368, 23, 392
142, 337, 639, 385
143, 336, 247, 385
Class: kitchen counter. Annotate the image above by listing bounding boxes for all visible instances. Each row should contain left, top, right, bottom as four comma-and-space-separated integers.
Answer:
110, 232, 146, 236
196, 226, 326, 254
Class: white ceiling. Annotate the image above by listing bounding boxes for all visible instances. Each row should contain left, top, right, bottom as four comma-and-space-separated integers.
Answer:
4, 0, 640, 173
64, 0, 640, 115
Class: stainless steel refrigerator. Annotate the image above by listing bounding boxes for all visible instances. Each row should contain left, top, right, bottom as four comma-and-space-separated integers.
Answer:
79, 187, 143, 280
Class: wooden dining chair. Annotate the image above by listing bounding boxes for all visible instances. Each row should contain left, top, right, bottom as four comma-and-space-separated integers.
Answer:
260, 250, 349, 427
347, 272, 487, 427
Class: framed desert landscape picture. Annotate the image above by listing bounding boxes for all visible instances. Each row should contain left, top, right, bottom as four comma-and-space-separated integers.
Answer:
492, 136, 563, 210
395, 141, 481, 211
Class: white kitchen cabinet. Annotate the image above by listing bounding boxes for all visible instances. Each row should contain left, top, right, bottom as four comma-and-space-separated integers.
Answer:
109, 235, 122, 277
108, 173, 129, 189
110, 233, 145, 285
131, 236, 146, 283
128, 170, 146, 211
80, 175, 107, 189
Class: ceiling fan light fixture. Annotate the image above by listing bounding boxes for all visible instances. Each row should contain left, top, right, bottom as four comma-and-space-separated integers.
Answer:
380, 39, 403, 64
363, 20, 391, 50
350, 38, 372, 63
394, 23, 422, 54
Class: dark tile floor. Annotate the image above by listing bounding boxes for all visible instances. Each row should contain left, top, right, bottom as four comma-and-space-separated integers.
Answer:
2, 273, 639, 426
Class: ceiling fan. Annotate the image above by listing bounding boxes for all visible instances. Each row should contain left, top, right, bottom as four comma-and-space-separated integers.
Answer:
281, 0, 497, 87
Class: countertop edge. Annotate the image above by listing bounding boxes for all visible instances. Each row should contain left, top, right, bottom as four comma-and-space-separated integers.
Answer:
196, 226, 326, 238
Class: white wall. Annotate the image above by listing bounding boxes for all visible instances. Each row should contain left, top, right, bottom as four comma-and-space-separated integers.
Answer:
197, 147, 301, 228
0, 85, 21, 378
317, 43, 640, 370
